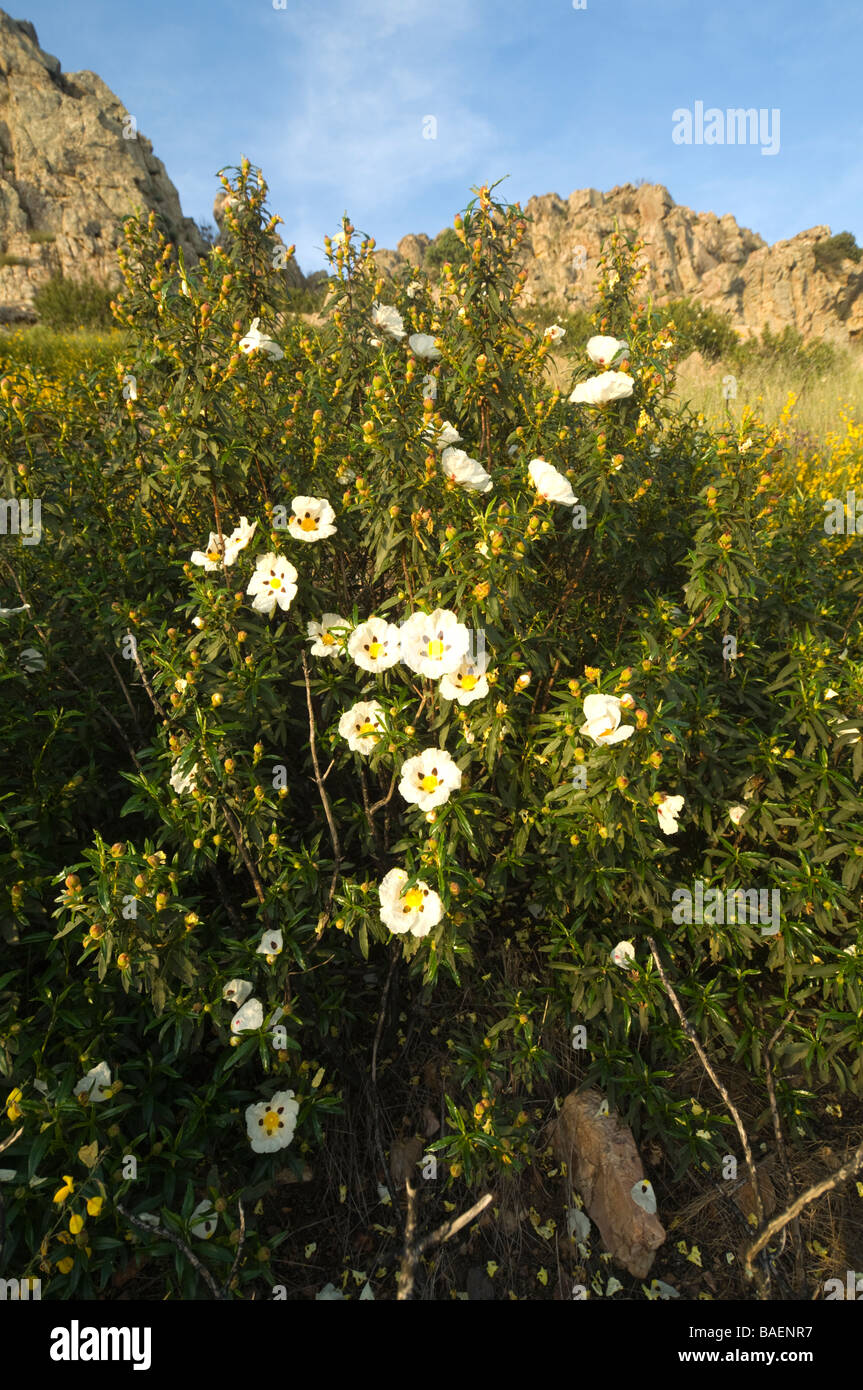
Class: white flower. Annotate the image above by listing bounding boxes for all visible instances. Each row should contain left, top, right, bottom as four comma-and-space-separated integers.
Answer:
424, 420, 462, 450
347, 617, 401, 672
371, 302, 405, 341
824, 688, 839, 700
544, 324, 566, 343
338, 699, 386, 754
224, 516, 257, 562
406, 280, 423, 299
222, 978, 253, 1007
0, 1170, 17, 1182
287, 496, 337, 543
408, 332, 441, 359
20, 646, 46, 673
170, 760, 198, 794
239, 317, 284, 360
192, 615, 204, 629
307, 613, 350, 657
728, 805, 746, 826
246, 1090, 299, 1153
631, 1179, 657, 1215
0, 603, 30, 618
570, 371, 634, 406
421, 373, 437, 401
190, 531, 226, 570
398, 748, 462, 812
190, 517, 256, 570
647, 1279, 680, 1301
256, 928, 283, 957
231, 998, 264, 1034
316, 1283, 346, 1300
190, 1201, 217, 1239
610, 941, 635, 969
579, 693, 635, 747
73, 1062, 112, 1103
586, 335, 628, 366
528, 458, 578, 507
246, 554, 298, 617
378, 868, 443, 938
400, 608, 470, 678
567, 1207, 591, 1242
657, 794, 684, 836
440, 447, 492, 493
439, 651, 490, 706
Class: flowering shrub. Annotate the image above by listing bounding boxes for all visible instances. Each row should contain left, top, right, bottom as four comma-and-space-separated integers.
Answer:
1, 163, 861, 1298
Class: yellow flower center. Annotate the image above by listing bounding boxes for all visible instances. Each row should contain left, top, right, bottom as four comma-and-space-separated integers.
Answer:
461, 673, 477, 690
368, 640, 383, 659
403, 888, 424, 910
358, 721, 378, 736
299, 514, 318, 532
322, 631, 334, 645
262, 1109, 281, 1136
205, 548, 221, 563
421, 774, 439, 792
599, 723, 614, 738
269, 575, 283, 590
427, 639, 445, 660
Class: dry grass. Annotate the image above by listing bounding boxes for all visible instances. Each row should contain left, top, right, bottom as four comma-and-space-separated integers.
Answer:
672, 348, 863, 442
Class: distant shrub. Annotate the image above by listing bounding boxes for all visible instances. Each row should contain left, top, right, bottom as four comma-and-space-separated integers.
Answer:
520, 300, 594, 346
734, 324, 840, 381
32, 272, 115, 330
195, 219, 218, 249
27, 230, 57, 245
424, 227, 470, 271
0, 253, 32, 268
659, 298, 740, 361
283, 281, 329, 315
814, 232, 862, 274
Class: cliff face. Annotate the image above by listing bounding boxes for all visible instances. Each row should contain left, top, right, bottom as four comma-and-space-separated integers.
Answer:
380, 183, 863, 348
0, 10, 205, 321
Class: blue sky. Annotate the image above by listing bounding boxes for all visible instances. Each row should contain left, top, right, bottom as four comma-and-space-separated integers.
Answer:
15, 0, 863, 276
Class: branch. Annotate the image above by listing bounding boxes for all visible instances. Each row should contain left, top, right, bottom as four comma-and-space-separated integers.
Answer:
646, 935, 769, 1294
221, 1199, 246, 1298
0, 562, 145, 773
221, 800, 266, 905
116, 1202, 224, 1300
397, 1182, 494, 1300
745, 1138, 863, 1285
128, 637, 167, 721
301, 650, 342, 928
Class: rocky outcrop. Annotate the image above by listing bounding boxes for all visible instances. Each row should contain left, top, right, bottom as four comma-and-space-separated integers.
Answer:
0, 10, 205, 321
554, 1087, 666, 1279
379, 183, 863, 348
